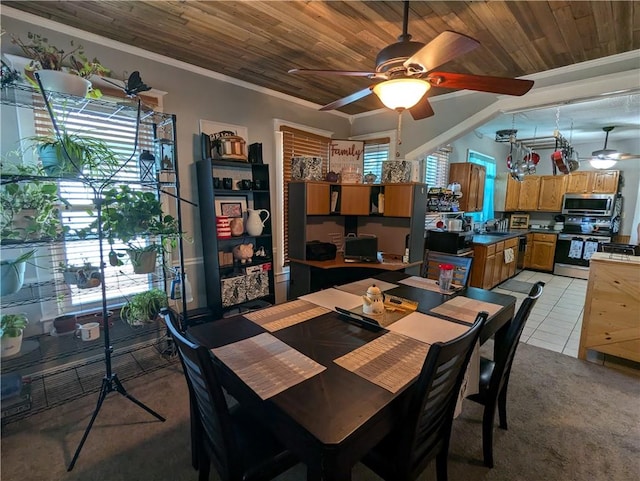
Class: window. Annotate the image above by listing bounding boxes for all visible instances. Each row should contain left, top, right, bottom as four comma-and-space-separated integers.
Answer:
33, 94, 160, 311
423, 146, 451, 188
467, 150, 496, 223
279, 125, 331, 266
362, 138, 391, 180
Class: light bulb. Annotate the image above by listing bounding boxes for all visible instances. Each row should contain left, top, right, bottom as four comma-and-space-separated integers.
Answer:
372, 78, 430, 110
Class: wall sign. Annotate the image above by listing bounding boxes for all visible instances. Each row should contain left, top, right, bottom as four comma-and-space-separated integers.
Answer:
329, 140, 364, 174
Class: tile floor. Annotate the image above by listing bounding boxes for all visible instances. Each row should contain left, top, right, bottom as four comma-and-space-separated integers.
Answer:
492, 269, 587, 358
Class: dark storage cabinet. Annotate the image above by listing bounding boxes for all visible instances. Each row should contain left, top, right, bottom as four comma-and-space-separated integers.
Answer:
196, 160, 275, 319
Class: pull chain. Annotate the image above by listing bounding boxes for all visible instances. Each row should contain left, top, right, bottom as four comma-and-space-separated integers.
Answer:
395, 111, 403, 159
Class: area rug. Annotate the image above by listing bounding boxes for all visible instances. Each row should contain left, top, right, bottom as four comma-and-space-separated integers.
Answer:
498, 279, 535, 294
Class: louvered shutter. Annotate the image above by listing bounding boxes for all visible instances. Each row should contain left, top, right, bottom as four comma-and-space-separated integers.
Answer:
280, 126, 330, 265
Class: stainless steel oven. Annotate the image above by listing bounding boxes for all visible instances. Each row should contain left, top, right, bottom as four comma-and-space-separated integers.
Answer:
554, 233, 611, 279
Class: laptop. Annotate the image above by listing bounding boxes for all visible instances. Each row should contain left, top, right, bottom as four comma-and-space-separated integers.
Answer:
343, 236, 379, 263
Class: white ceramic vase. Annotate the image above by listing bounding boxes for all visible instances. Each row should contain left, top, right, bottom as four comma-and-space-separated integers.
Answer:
246, 209, 270, 236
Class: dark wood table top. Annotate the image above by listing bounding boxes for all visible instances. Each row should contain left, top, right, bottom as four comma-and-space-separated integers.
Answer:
289, 253, 422, 271
188, 272, 516, 480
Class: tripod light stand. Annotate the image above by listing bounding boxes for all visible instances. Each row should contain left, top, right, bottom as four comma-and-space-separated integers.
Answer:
34, 73, 170, 471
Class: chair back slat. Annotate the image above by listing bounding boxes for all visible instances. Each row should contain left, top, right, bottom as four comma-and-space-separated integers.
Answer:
164, 310, 238, 481
491, 281, 545, 395
422, 250, 473, 287
397, 311, 488, 479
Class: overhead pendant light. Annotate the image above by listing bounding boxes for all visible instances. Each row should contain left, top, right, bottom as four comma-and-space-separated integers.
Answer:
372, 78, 430, 111
589, 157, 618, 169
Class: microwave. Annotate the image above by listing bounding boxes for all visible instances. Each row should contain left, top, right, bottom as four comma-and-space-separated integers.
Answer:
426, 230, 474, 255
561, 193, 615, 217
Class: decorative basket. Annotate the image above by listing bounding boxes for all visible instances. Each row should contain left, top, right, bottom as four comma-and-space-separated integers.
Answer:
210, 131, 247, 161
291, 156, 323, 181
381, 160, 412, 183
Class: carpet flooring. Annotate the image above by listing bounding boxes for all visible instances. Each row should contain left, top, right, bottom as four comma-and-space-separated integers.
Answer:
1, 342, 639, 481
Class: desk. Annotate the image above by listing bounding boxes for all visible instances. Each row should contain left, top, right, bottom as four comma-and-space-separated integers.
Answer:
289, 253, 422, 298
188, 273, 515, 480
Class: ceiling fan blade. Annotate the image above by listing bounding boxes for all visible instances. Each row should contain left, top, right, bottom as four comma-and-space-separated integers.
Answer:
289, 68, 383, 78
619, 153, 640, 160
403, 31, 480, 73
319, 87, 374, 111
427, 72, 534, 96
409, 96, 435, 120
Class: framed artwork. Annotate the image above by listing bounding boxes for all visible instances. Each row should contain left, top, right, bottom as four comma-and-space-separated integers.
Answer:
215, 196, 248, 217
220, 202, 243, 218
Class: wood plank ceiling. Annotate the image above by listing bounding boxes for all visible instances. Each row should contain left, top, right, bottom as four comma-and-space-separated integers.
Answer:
4, 1, 639, 115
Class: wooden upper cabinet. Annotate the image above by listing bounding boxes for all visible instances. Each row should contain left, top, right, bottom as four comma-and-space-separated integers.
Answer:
448, 163, 486, 212
565, 171, 591, 193
383, 184, 413, 217
565, 170, 619, 194
538, 175, 567, 211
504, 175, 521, 211
305, 182, 330, 215
339, 185, 370, 215
592, 170, 619, 193
517, 176, 541, 211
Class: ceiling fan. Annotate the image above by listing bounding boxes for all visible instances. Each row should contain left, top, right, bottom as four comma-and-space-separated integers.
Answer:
591, 126, 640, 160
288, 0, 534, 120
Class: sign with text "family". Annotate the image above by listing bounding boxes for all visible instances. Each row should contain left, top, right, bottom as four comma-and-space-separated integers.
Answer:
329, 140, 364, 175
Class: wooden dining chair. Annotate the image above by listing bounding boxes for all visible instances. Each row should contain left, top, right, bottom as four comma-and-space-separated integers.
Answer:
361, 311, 488, 481
467, 281, 545, 468
422, 250, 473, 287
162, 309, 298, 481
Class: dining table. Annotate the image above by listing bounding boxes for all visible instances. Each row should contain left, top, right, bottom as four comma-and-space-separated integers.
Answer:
188, 271, 516, 481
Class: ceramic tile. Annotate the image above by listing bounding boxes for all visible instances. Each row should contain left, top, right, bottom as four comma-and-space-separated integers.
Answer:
535, 322, 573, 337
529, 329, 567, 346
540, 316, 577, 329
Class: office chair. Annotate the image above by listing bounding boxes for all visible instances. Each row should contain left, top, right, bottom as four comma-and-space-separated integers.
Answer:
162, 309, 298, 481
467, 281, 545, 468
362, 311, 488, 481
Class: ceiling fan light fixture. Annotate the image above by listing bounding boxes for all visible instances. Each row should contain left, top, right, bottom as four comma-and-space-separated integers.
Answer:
373, 78, 430, 110
589, 158, 617, 169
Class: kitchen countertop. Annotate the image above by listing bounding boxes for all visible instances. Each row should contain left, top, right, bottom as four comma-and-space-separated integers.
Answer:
472, 228, 559, 245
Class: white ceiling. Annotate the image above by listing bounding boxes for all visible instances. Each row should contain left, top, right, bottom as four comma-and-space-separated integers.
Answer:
475, 92, 640, 147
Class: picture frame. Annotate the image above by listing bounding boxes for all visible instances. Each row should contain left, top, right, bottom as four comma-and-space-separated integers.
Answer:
220, 202, 243, 218
215, 196, 248, 217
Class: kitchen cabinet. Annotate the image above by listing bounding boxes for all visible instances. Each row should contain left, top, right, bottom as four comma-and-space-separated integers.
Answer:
523, 234, 533, 268
448, 163, 486, 212
537, 175, 567, 211
579, 252, 640, 362
493, 174, 520, 212
528, 233, 557, 272
565, 170, 619, 194
470, 236, 519, 290
517, 176, 541, 211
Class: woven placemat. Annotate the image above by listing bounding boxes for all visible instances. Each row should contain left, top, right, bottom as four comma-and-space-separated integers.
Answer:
429, 296, 503, 324
244, 299, 330, 332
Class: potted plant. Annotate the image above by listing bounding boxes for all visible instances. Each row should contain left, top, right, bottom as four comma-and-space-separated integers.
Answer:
58, 261, 102, 289
22, 128, 120, 178
0, 249, 36, 296
120, 288, 168, 326
84, 185, 181, 274
0, 172, 64, 241
11, 32, 109, 98
0, 313, 28, 358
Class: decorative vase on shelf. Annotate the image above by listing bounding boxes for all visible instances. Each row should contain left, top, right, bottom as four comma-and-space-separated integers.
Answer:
246, 209, 270, 236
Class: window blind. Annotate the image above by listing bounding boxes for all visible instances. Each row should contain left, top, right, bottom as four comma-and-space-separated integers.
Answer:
280, 126, 330, 265
34, 95, 157, 309
424, 146, 451, 188
362, 137, 390, 180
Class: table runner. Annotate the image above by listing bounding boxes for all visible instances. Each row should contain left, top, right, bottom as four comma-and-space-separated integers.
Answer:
429, 296, 503, 324
334, 332, 430, 393
244, 299, 330, 332
387, 312, 471, 344
212, 332, 326, 400
335, 278, 398, 296
299, 288, 362, 311
398, 276, 462, 293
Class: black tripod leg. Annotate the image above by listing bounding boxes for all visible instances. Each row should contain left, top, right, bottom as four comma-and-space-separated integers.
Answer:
67, 377, 111, 471
112, 374, 166, 422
